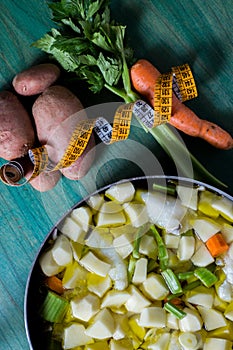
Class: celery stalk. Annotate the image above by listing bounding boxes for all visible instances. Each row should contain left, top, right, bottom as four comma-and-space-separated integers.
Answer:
40, 291, 69, 323
161, 268, 183, 294
164, 302, 186, 320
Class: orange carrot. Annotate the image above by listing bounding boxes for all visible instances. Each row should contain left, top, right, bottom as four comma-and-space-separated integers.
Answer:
130, 59, 233, 150
45, 276, 64, 295
206, 232, 229, 257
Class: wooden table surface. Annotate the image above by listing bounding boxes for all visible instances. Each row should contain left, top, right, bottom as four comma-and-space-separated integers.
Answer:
0, 1, 232, 349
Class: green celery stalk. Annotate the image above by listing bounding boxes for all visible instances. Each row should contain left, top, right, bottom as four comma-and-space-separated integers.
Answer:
161, 268, 183, 294
40, 291, 69, 323
164, 302, 186, 320
150, 225, 168, 271
177, 271, 195, 281
194, 267, 218, 288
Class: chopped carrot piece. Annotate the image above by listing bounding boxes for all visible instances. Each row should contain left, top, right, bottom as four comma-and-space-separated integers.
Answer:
45, 276, 64, 295
206, 232, 229, 257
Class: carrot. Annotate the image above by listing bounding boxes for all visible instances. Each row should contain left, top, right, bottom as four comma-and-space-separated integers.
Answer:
45, 276, 64, 295
206, 232, 229, 257
130, 59, 233, 150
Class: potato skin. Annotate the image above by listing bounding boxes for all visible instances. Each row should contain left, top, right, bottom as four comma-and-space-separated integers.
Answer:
0, 91, 35, 160
29, 170, 61, 192
32, 85, 95, 180
12, 63, 60, 96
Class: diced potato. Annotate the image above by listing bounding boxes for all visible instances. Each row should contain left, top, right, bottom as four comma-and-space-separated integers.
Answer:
166, 313, 179, 330
95, 202, 126, 227
197, 306, 227, 331
62, 261, 87, 289
179, 308, 203, 332
40, 249, 64, 277
147, 333, 171, 350
176, 185, 198, 210
71, 206, 92, 232
112, 314, 129, 340
141, 192, 186, 234
51, 235, 73, 266
132, 257, 148, 284
139, 234, 158, 259
203, 337, 232, 350
185, 286, 214, 309
212, 196, 233, 222
141, 273, 169, 300
177, 236, 195, 261
63, 323, 93, 349
60, 217, 86, 243
105, 181, 135, 204
85, 308, 115, 340
138, 307, 166, 328
220, 222, 233, 244
113, 232, 134, 259
80, 251, 111, 277
87, 194, 104, 212
191, 241, 215, 267
101, 290, 130, 308
85, 227, 112, 248
71, 293, 100, 322
163, 233, 180, 249
87, 273, 112, 297
125, 285, 151, 313
110, 224, 137, 238
191, 217, 221, 242
198, 190, 219, 218
122, 202, 149, 227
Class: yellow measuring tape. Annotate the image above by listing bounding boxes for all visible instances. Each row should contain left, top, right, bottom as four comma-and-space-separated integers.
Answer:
1, 63, 197, 186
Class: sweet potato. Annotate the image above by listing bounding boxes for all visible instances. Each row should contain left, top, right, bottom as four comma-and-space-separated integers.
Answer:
29, 170, 62, 192
12, 63, 60, 96
0, 91, 35, 160
32, 85, 95, 180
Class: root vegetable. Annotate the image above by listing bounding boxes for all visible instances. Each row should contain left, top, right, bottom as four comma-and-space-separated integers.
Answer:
130, 59, 233, 150
12, 63, 60, 96
0, 91, 35, 160
32, 85, 95, 180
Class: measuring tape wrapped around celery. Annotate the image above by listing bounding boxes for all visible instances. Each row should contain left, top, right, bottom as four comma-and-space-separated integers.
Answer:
0, 63, 197, 187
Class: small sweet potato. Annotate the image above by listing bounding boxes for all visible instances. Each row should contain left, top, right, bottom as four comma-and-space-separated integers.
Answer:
29, 170, 62, 192
12, 63, 60, 96
0, 91, 35, 160
32, 85, 95, 180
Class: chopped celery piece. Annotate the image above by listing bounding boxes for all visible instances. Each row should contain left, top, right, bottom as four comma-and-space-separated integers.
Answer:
164, 302, 186, 320
183, 280, 202, 291
194, 267, 218, 288
132, 226, 143, 259
152, 183, 176, 196
128, 255, 137, 282
178, 271, 195, 280
40, 291, 69, 323
161, 268, 183, 294
150, 225, 168, 270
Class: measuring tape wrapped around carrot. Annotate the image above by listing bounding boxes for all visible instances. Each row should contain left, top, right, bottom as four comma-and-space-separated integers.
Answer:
130, 59, 233, 150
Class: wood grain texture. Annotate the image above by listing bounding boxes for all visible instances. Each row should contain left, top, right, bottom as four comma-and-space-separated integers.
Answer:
0, 1, 232, 349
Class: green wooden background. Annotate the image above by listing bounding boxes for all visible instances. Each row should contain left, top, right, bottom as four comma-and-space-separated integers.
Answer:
0, 1, 232, 349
